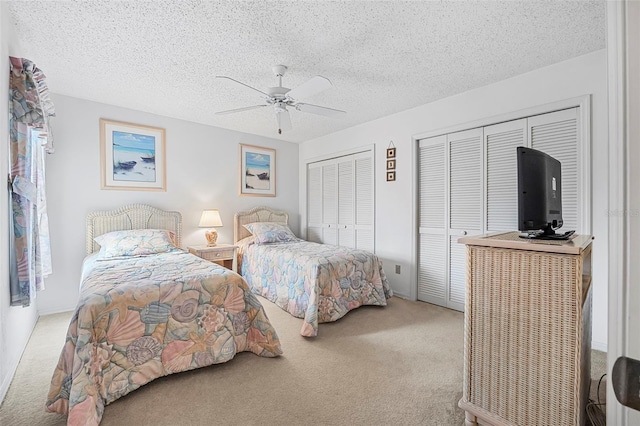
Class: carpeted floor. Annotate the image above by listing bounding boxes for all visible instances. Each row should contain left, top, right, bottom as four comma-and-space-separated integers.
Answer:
0, 296, 607, 425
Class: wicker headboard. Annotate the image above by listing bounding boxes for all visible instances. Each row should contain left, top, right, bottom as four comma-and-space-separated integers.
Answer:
234, 206, 289, 243
86, 204, 182, 254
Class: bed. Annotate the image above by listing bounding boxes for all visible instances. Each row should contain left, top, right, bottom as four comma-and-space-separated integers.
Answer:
45, 204, 282, 426
234, 206, 393, 337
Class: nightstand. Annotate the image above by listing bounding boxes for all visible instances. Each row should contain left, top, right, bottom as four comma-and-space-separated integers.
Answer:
188, 244, 238, 273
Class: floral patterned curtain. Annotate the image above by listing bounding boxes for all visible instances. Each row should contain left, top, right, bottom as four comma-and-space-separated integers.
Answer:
9, 57, 55, 307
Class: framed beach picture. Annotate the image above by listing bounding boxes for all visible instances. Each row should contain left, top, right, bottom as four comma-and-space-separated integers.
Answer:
100, 119, 166, 191
239, 143, 276, 196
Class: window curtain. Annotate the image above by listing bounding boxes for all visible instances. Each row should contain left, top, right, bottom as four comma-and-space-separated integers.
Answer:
9, 56, 55, 307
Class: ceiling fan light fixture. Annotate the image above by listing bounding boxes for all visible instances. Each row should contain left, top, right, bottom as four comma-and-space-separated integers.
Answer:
215, 64, 345, 134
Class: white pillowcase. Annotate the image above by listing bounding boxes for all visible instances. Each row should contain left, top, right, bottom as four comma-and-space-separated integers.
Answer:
243, 222, 298, 245
95, 229, 177, 259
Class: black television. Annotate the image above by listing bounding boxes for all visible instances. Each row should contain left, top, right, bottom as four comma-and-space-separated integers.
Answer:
517, 146, 574, 240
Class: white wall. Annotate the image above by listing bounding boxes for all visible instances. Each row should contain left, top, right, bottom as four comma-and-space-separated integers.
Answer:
299, 50, 609, 350
0, 2, 40, 403
38, 94, 299, 315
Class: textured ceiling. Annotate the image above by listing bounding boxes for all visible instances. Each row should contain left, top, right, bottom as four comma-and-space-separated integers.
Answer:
6, 1, 606, 143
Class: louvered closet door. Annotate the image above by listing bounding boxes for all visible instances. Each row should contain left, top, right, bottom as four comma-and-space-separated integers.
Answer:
354, 153, 374, 251
337, 158, 355, 248
307, 163, 323, 243
528, 108, 580, 232
418, 135, 447, 306
485, 119, 527, 232
448, 128, 483, 311
307, 150, 375, 249
321, 161, 338, 244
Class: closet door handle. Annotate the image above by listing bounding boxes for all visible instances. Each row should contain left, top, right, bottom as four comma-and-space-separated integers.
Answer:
461, 231, 468, 235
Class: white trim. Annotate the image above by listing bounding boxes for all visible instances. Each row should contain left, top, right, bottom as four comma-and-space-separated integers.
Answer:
591, 340, 608, 353
413, 95, 591, 142
0, 312, 38, 404
371, 147, 377, 253
444, 133, 451, 309
37, 307, 74, 316
392, 291, 411, 301
482, 129, 487, 239
607, 1, 627, 425
305, 144, 375, 165
579, 100, 592, 234
410, 135, 419, 301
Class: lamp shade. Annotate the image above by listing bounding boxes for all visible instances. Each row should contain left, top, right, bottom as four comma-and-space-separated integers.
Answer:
199, 209, 223, 227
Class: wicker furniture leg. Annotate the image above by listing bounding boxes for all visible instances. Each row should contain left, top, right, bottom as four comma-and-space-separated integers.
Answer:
464, 411, 478, 425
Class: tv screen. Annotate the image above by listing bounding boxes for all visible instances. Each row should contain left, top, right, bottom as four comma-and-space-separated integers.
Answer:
517, 147, 573, 240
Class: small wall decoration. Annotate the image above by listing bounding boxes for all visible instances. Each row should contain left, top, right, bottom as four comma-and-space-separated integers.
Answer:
100, 119, 166, 191
386, 140, 396, 181
386, 147, 396, 159
239, 143, 276, 196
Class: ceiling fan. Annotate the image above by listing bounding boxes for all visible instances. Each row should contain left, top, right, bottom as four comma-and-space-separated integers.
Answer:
215, 65, 346, 134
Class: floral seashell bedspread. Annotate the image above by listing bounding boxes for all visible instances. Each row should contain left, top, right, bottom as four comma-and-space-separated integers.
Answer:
238, 239, 393, 337
45, 251, 282, 425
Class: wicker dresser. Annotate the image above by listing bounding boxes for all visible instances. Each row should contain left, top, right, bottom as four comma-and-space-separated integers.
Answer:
458, 232, 593, 426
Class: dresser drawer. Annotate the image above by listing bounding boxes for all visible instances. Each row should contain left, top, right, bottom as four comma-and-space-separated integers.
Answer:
197, 249, 235, 261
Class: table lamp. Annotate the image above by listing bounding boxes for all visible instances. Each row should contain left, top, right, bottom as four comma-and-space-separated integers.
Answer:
199, 209, 223, 246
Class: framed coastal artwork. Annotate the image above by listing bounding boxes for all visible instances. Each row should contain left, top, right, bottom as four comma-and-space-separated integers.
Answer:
100, 119, 166, 191
239, 143, 276, 196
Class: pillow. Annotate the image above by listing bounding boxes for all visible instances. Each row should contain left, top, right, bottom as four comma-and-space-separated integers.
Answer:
243, 222, 298, 245
95, 229, 177, 259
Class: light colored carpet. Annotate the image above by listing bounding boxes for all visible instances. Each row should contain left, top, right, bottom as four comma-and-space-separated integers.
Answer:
0, 296, 607, 426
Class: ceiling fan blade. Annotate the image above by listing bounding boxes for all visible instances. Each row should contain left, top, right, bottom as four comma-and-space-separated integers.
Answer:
276, 109, 292, 134
296, 102, 346, 118
215, 105, 268, 115
215, 76, 271, 98
286, 75, 332, 100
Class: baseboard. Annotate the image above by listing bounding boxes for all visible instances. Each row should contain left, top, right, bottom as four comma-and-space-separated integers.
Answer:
0, 313, 38, 405
0, 364, 14, 405
38, 305, 75, 316
592, 340, 608, 352
391, 292, 411, 300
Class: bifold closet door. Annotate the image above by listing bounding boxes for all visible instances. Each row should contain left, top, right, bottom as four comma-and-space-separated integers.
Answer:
337, 158, 355, 248
528, 108, 580, 232
306, 159, 338, 244
418, 128, 483, 311
354, 153, 374, 251
418, 135, 447, 306
307, 163, 323, 243
336, 152, 374, 250
484, 119, 527, 232
448, 128, 483, 311
321, 161, 338, 244
306, 150, 375, 250
417, 106, 586, 312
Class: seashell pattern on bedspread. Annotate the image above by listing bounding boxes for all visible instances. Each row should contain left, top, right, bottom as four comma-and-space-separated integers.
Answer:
45, 250, 282, 425
237, 238, 393, 337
